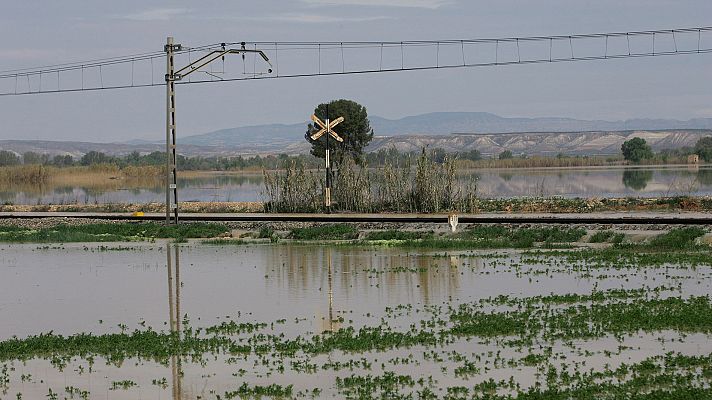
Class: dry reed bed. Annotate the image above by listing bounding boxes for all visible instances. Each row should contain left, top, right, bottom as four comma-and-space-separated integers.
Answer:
263, 153, 478, 213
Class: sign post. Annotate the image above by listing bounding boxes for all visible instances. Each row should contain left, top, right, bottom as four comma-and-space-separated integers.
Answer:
310, 109, 344, 213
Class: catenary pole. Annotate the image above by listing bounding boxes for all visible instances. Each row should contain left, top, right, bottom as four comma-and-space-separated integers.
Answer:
165, 37, 180, 224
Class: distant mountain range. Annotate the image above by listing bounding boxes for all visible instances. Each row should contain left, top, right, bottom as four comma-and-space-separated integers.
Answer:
2, 112, 711, 157
145, 112, 712, 148
366, 130, 710, 157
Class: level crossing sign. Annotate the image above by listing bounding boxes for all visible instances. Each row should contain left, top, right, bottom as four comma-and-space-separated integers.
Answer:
309, 112, 345, 211
310, 114, 344, 142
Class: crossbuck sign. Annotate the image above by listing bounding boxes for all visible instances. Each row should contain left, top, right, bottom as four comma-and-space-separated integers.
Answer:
310, 114, 344, 142
310, 113, 345, 211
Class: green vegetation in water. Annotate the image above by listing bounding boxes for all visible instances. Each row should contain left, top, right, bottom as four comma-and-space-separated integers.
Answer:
3, 280, 712, 398
257, 226, 280, 242
290, 224, 359, 240
109, 380, 136, 390
0, 222, 228, 243
202, 238, 246, 245
642, 226, 706, 250
588, 230, 625, 244
364, 230, 433, 241
367, 226, 587, 249
5, 290, 712, 362
224, 382, 293, 399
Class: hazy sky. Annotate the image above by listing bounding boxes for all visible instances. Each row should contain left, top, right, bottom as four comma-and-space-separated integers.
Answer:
0, 0, 711, 142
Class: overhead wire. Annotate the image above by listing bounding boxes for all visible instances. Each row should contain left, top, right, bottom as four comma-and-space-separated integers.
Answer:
0, 26, 709, 97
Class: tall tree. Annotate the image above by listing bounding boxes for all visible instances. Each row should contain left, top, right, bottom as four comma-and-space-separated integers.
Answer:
694, 136, 712, 162
621, 137, 653, 163
22, 151, 46, 165
0, 150, 20, 166
305, 99, 374, 167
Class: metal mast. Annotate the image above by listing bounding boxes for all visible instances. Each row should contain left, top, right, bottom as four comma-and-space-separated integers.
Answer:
165, 37, 180, 224
163, 38, 272, 224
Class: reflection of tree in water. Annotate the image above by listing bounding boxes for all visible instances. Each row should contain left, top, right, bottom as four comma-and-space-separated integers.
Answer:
622, 169, 653, 191
499, 172, 514, 181
53, 186, 75, 195
266, 246, 463, 309
697, 169, 712, 186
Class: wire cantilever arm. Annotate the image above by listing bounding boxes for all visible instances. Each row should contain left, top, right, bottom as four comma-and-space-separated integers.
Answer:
172, 49, 272, 81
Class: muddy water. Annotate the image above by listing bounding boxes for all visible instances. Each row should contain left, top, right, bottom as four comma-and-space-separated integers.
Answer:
1, 243, 711, 399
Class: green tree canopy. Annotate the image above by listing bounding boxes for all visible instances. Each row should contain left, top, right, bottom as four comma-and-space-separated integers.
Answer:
80, 151, 113, 166
694, 136, 712, 162
0, 150, 20, 166
305, 99, 374, 166
52, 154, 74, 167
621, 137, 653, 163
498, 150, 513, 160
22, 151, 47, 165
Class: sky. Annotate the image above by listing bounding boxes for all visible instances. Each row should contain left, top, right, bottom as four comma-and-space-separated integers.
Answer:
0, 0, 711, 142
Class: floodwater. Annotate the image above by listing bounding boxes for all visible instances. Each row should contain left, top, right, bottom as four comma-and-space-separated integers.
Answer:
1, 243, 711, 398
2, 165, 712, 205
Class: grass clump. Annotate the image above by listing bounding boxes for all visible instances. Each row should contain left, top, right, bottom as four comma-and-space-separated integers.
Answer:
202, 239, 246, 245
461, 226, 586, 247
364, 230, 433, 241
391, 226, 586, 249
290, 224, 358, 240
257, 226, 275, 238
644, 227, 706, 250
257, 226, 279, 243
0, 222, 228, 243
225, 383, 293, 399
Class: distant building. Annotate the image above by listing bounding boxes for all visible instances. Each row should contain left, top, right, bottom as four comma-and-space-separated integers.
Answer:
688, 154, 699, 164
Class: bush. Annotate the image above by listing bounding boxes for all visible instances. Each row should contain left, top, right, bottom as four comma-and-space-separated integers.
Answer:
645, 227, 706, 250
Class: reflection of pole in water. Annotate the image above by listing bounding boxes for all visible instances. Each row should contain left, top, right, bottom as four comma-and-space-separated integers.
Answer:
328, 248, 334, 333
166, 244, 183, 400
321, 248, 340, 333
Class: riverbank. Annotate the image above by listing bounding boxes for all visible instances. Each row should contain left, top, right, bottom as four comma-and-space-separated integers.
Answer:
0, 218, 709, 250
1, 195, 710, 214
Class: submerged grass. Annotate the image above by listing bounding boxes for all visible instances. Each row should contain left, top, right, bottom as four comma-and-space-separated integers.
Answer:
0, 222, 228, 243
366, 226, 587, 249
589, 230, 625, 244
4, 289, 712, 363
643, 226, 706, 250
290, 224, 359, 240
363, 230, 433, 241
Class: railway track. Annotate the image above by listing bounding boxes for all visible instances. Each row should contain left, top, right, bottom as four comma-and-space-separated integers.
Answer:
0, 212, 710, 225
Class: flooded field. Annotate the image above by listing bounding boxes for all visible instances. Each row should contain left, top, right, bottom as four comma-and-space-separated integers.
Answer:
2, 165, 712, 205
1, 242, 711, 398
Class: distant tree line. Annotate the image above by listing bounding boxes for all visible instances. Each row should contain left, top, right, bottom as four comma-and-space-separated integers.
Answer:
621, 136, 712, 163
0, 148, 482, 170
0, 135, 710, 169
0, 150, 322, 170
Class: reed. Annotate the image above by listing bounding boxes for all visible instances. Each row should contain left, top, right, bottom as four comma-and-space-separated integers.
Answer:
263, 150, 478, 213
0, 164, 51, 184
263, 160, 323, 212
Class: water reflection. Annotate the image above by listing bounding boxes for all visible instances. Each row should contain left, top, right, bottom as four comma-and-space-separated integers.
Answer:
265, 246, 468, 315
622, 169, 654, 190
698, 169, 712, 185
323, 248, 339, 333
166, 244, 183, 400
4, 167, 712, 204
